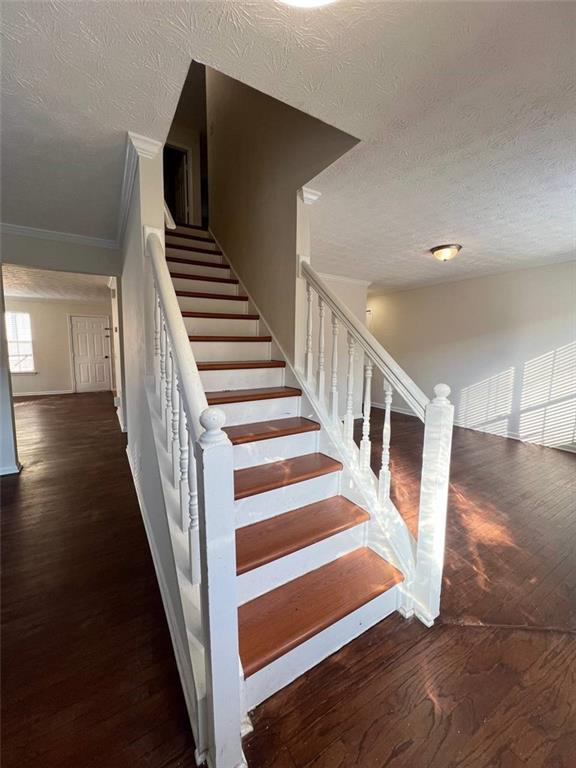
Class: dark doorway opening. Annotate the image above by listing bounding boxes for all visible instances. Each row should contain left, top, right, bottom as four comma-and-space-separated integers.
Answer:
163, 145, 189, 225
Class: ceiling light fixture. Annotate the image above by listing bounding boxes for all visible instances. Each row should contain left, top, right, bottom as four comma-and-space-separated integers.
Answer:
431, 244, 462, 262
278, 0, 338, 7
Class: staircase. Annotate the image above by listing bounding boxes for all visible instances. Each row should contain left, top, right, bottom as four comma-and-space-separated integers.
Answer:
143, 210, 454, 768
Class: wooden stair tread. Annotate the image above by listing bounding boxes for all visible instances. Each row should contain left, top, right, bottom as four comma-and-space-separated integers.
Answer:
166, 257, 230, 270
176, 291, 248, 300
170, 272, 238, 284
206, 386, 300, 405
197, 360, 285, 371
239, 548, 404, 677
236, 496, 370, 575
166, 230, 214, 243
190, 335, 272, 342
224, 417, 319, 445
182, 312, 259, 320
234, 453, 342, 500
168, 222, 209, 232
167, 242, 223, 256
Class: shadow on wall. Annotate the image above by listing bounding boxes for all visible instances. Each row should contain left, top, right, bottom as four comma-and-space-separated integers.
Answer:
457, 341, 576, 450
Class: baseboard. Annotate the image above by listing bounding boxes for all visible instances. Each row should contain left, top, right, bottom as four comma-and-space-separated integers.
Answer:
0, 462, 22, 476
14, 389, 75, 397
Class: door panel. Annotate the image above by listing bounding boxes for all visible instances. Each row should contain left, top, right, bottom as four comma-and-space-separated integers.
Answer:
71, 316, 111, 392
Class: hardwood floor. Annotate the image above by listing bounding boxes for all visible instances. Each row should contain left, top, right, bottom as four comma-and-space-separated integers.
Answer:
1, 393, 196, 768
2, 396, 575, 767
243, 411, 576, 768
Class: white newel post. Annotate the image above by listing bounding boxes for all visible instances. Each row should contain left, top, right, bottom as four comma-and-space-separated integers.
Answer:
170, 358, 180, 486
378, 382, 393, 506
194, 408, 246, 768
413, 384, 454, 627
187, 430, 200, 585
177, 387, 190, 535
359, 358, 373, 473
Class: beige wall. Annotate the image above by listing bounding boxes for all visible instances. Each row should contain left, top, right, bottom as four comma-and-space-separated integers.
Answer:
368, 262, 576, 450
205, 68, 358, 362
6, 296, 112, 396
1, 232, 121, 275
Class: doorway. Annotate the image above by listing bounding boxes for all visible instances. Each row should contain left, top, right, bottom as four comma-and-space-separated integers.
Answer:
163, 145, 189, 225
70, 315, 111, 392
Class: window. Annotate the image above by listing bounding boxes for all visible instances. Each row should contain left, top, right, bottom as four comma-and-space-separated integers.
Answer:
5, 312, 35, 373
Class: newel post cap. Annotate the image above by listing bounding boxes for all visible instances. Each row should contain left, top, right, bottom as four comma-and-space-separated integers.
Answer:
433, 383, 451, 403
199, 407, 228, 446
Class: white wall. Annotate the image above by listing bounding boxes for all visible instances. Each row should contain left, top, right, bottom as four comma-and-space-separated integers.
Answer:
6, 296, 113, 396
368, 262, 576, 450
1, 232, 121, 275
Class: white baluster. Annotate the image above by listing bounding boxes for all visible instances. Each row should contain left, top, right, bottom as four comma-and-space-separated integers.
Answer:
378, 381, 393, 506
177, 386, 189, 534
159, 319, 167, 417
165, 343, 173, 446
317, 296, 326, 403
170, 362, 180, 486
360, 358, 373, 473
330, 313, 339, 424
187, 430, 200, 585
305, 282, 314, 383
343, 333, 356, 449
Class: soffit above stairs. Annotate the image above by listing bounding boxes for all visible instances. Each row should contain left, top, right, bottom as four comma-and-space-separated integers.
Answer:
1, 2, 574, 287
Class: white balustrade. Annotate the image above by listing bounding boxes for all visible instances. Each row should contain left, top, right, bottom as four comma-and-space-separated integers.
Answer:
305, 282, 314, 383
146, 228, 245, 768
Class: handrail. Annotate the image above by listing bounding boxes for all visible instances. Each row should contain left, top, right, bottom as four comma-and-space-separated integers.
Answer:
164, 200, 176, 230
146, 230, 207, 438
301, 259, 429, 421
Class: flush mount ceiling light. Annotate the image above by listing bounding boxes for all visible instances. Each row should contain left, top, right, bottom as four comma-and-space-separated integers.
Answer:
278, 0, 338, 7
431, 244, 462, 262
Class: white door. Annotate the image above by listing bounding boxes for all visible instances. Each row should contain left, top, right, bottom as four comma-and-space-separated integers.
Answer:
71, 316, 111, 392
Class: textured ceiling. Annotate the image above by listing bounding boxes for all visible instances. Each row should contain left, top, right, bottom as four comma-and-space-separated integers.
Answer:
3, 265, 111, 302
1, 1, 575, 288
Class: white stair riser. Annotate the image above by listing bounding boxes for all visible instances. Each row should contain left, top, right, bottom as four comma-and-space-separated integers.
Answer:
215, 396, 300, 427
199, 367, 284, 391
166, 235, 220, 251
192, 340, 270, 362
237, 523, 367, 604
171, 226, 211, 238
166, 261, 231, 279
171, 276, 239, 295
184, 317, 260, 337
232, 431, 317, 469
177, 296, 249, 314
166, 246, 223, 265
244, 585, 401, 709
235, 472, 340, 527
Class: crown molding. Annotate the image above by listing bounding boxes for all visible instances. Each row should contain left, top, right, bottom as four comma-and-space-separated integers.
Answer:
0, 222, 117, 250
302, 187, 322, 205
318, 270, 372, 287
117, 132, 163, 247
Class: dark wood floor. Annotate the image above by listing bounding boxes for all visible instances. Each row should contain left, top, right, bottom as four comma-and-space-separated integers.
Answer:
1, 393, 196, 768
2, 396, 575, 767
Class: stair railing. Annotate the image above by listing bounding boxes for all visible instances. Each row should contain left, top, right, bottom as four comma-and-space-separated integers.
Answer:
146, 227, 245, 768
299, 258, 454, 626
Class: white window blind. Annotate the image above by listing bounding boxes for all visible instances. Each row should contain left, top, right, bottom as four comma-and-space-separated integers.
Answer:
5, 312, 35, 373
